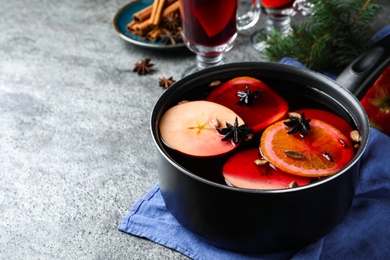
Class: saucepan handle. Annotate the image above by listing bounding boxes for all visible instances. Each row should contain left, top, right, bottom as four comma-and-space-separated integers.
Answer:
336, 33, 390, 100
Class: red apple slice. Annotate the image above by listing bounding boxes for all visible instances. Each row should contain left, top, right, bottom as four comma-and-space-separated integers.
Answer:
206, 76, 289, 133
159, 100, 246, 157
294, 109, 354, 141
223, 148, 312, 190
361, 65, 390, 135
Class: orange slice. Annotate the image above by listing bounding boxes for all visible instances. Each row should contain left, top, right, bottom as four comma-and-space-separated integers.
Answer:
260, 119, 355, 177
294, 109, 354, 141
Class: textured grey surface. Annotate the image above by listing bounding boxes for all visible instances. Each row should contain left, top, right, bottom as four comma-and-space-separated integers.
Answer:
0, 0, 389, 259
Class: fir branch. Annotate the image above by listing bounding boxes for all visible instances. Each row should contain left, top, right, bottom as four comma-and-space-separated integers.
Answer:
264, 0, 382, 71
352, 0, 372, 27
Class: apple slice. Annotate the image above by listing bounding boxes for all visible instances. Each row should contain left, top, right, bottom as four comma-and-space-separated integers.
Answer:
159, 100, 247, 157
294, 109, 354, 141
206, 76, 288, 134
223, 148, 312, 190
361, 65, 390, 136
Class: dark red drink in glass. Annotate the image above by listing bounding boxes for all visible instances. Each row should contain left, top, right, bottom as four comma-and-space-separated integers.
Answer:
262, 0, 294, 9
179, 0, 238, 47
179, 0, 260, 76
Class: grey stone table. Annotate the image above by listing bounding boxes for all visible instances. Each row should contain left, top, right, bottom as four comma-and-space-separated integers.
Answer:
0, 0, 389, 259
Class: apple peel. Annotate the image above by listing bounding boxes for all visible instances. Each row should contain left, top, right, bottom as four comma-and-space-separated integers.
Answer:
223, 148, 312, 190
206, 76, 289, 133
361, 66, 390, 136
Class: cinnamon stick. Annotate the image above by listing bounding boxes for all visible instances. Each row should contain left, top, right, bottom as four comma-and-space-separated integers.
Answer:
149, 0, 161, 26
125, 0, 182, 43
166, 0, 177, 6
133, 5, 153, 23
150, 0, 166, 26
133, 0, 177, 23
147, 28, 162, 42
126, 20, 137, 34
135, 19, 153, 37
162, 1, 180, 17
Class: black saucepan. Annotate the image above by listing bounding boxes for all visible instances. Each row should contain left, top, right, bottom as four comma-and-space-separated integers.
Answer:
150, 34, 390, 253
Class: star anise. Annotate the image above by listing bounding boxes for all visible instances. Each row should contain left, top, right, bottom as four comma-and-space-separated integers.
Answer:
283, 112, 311, 136
236, 86, 262, 106
159, 29, 177, 45
159, 76, 175, 89
217, 117, 253, 144
173, 30, 183, 42
159, 28, 182, 45
161, 12, 181, 32
133, 58, 154, 75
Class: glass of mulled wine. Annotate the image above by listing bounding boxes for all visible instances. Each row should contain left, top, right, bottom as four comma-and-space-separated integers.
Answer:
180, 0, 261, 76
250, 0, 313, 52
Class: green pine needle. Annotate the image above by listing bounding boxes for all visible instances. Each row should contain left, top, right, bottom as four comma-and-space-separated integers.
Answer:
264, 0, 382, 72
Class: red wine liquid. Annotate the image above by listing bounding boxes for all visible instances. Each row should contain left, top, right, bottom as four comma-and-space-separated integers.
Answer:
159, 77, 357, 185
179, 0, 238, 47
262, 0, 294, 9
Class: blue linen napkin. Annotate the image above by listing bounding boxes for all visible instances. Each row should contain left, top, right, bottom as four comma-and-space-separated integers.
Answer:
119, 127, 390, 259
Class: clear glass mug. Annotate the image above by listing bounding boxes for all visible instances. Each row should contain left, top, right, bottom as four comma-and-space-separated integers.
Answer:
250, 0, 313, 52
180, 0, 261, 76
